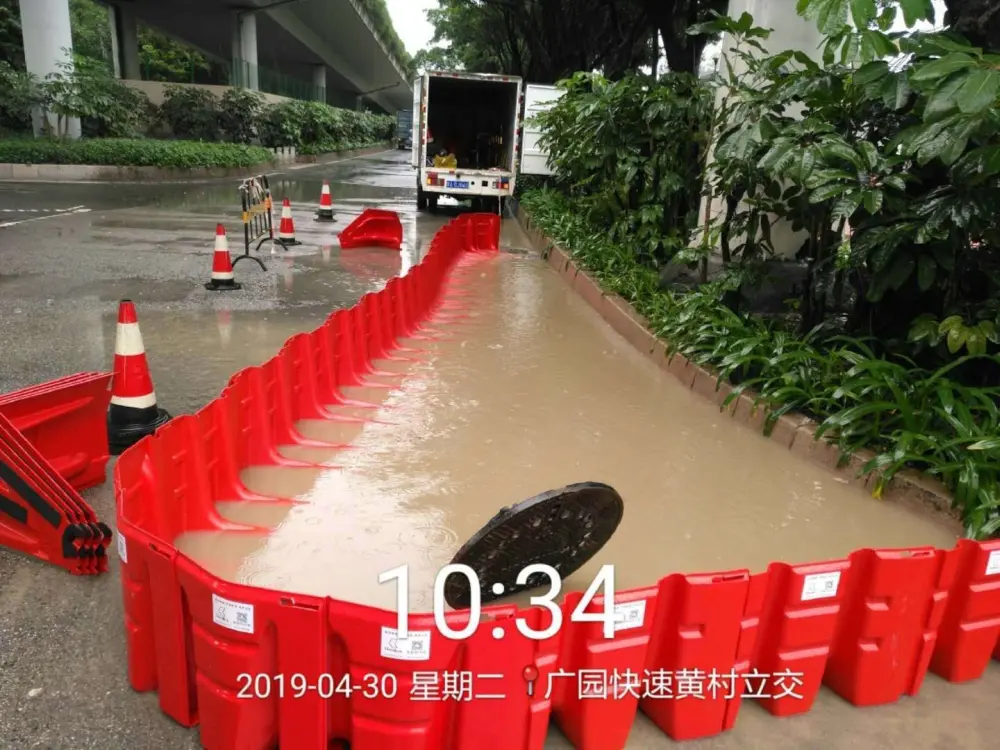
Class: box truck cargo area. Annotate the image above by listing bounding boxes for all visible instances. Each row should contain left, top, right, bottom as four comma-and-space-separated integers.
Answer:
414, 73, 521, 212
412, 72, 565, 213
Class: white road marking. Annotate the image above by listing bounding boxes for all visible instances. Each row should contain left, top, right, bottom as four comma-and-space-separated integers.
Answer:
0, 206, 90, 228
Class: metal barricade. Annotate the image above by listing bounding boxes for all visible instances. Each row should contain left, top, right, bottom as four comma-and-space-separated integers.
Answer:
235, 175, 288, 270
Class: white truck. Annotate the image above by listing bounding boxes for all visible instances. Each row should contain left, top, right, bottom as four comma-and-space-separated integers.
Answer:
410, 70, 563, 213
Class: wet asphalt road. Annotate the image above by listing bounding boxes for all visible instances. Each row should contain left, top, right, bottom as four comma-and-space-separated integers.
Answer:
1, 150, 999, 750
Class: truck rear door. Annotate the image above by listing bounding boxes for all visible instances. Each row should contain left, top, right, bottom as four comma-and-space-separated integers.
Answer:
410, 74, 425, 169
519, 84, 565, 176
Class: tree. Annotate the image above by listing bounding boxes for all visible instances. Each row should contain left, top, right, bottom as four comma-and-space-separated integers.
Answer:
415, 0, 728, 80
412, 46, 462, 72
632, 0, 728, 75
943, 0, 1000, 50
418, 0, 654, 83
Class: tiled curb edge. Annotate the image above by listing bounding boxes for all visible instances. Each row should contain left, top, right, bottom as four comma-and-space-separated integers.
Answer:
516, 204, 961, 528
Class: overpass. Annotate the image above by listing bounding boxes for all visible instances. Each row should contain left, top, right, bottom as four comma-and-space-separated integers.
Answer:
19, 0, 414, 136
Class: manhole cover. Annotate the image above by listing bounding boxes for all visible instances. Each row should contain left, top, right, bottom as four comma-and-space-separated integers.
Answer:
444, 481, 624, 609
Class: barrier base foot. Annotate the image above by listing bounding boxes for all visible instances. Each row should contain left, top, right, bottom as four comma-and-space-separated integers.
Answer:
204, 281, 243, 291
107, 408, 172, 456
232, 255, 267, 272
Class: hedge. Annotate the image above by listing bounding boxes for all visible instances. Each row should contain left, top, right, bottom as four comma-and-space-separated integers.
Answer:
0, 138, 275, 169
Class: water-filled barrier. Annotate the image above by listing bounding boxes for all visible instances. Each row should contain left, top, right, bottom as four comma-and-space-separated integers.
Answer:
339, 208, 404, 250
115, 213, 1000, 749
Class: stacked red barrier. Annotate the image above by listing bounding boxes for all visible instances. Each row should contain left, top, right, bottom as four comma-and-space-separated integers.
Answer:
114, 213, 1000, 750
0, 372, 113, 575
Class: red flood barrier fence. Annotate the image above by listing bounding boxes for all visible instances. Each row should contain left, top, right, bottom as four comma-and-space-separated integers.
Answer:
0, 372, 113, 575
338, 208, 404, 251
114, 213, 1000, 749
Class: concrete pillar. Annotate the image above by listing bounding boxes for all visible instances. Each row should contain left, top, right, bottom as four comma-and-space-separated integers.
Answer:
238, 12, 259, 91
108, 3, 141, 80
313, 65, 327, 103
18, 0, 80, 138
698, 0, 825, 260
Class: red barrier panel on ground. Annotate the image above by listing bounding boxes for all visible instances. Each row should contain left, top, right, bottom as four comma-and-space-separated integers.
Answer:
824, 547, 954, 706
639, 571, 757, 742
751, 558, 850, 716
0, 372, 112, 492
115, 211, 1000, 750
339, 208, 403, 250
930, 539, 1000, 682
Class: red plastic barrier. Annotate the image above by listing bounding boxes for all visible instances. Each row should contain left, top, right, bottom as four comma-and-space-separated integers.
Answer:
339, 208, 403, 250
545, 586, 658, 750
824, 547, 955, 706
639, 571, 759, 743
751, 559, 850, 716
930, 539, 1000, 682
0, 372, 112, 492
0, 410, 110, 574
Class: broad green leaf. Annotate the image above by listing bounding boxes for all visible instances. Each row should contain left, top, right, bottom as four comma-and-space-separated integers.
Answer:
917, 254, 937, 291
939, 315, 966, 333
850, 0, 875, 28
863, 189, 884, 213
910, 53, 976, 82
887, 254, 915, 290
818, 0, 850, 35
809, 183, 849, 202
946, 328, 966, 353
853, 60, 889, 85
899, 0, 930, 26
923, 72, 968, 119
956, 69, 1000, 114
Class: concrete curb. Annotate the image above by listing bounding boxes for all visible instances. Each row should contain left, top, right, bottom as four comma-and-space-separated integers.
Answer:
0, 143, 393, 184
516, 204, 961, 529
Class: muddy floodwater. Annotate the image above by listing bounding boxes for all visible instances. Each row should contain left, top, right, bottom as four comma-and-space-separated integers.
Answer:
175, 217, 957, 612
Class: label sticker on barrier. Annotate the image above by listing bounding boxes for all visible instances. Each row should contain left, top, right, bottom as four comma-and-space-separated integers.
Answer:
117, 532, 127, 563
801, 571, 840, 601
986, 550, 1000, 576
212, 593, 255, 634
380, 626, 432, 661
615, 600, 647, 632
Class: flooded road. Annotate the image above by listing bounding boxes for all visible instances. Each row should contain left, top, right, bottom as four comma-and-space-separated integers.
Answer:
1, 151, 996, 750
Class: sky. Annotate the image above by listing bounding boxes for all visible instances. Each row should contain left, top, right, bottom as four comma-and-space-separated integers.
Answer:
385, 0, 438, 55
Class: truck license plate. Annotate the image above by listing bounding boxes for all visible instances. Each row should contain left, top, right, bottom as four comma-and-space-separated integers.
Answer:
446, 180, 469, 189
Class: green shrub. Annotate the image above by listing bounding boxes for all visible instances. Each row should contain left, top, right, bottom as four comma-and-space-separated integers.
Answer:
258, 99, 393, 149
161, 85, 220, 141
0, 137, 273, 169
522, 188, 1000, 539
41, 56, 151, 138
220, 87, 265, 144
0, 61, 42, 135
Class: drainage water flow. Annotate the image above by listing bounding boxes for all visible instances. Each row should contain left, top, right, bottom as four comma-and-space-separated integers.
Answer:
175, 219, 956, 613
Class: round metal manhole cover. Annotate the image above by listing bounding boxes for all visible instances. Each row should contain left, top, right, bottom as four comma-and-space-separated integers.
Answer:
444, 481, 624, 609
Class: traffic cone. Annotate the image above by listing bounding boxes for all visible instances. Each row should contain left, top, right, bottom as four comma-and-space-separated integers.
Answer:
205, 224, 242, 291
278, 197, 300, 245
106, 300, 171, 455
317, 181, 334, 221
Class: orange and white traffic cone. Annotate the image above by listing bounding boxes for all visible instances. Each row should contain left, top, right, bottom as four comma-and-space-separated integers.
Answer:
278, 197, 300, 245
317, 181, 334, 221
205, 224, 242, 291
106, 300, 171, 455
